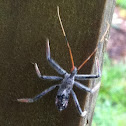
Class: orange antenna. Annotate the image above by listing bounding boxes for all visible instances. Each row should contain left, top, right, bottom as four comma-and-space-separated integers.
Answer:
67, 42, 75, 71
57, 6, 75, 71
77, 47, 97, 71
100, 21, 110, 42
77, 21, 110, 71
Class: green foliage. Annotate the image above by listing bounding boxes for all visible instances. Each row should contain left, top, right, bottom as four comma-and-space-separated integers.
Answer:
116, 0, 126, 9
92, 54, 126, 126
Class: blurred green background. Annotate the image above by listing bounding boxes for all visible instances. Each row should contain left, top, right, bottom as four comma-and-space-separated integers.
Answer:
93, 54, 126, 126
93, 0, 126, 125
116, 0, 126, 9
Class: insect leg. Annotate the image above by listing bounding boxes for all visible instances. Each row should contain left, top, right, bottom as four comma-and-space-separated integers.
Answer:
71, 90, 87, 117
74, 81, 101, 94
75, 58, 101, 80
46, 39, 67, 75
74, 81, 91, 92
33, 63, 63, 81
17, 84, 59, 103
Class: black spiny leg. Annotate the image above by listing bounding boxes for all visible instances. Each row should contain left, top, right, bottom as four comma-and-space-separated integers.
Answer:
46, 39, 67, 75
71, 90, 87, 117
33, 63, 63, 81
75, 58, 101, 80
74, 81, 101, 94
17, 85, 59, 103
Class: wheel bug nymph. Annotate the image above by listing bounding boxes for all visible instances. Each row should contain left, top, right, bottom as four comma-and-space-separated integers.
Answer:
17, 6, 105, 117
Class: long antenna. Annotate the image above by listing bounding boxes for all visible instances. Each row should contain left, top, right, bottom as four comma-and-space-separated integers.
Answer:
77, 21, 110, 71
57, 6, 75, 72
100, 21, 110, 42
77, 48, 97, 71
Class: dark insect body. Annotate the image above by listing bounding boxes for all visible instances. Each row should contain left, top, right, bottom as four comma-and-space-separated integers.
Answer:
17, 6, 109, 117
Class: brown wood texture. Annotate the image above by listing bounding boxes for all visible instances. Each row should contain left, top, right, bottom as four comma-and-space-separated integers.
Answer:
82, 0, 116, 125
0, 0, 115, 126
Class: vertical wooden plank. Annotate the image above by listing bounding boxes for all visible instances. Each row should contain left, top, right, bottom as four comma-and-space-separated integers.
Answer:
81, 0, 116, 126
0, 0, 115, 126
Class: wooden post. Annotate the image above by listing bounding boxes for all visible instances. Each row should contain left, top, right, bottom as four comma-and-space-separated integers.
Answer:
0, 0, 115, 126
80, 0, 116, 126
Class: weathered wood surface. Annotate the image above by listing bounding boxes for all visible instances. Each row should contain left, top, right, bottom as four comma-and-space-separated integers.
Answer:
0, 0, 115, 126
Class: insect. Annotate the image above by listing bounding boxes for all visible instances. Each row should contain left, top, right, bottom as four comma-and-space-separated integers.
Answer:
17, 6, 102, 117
